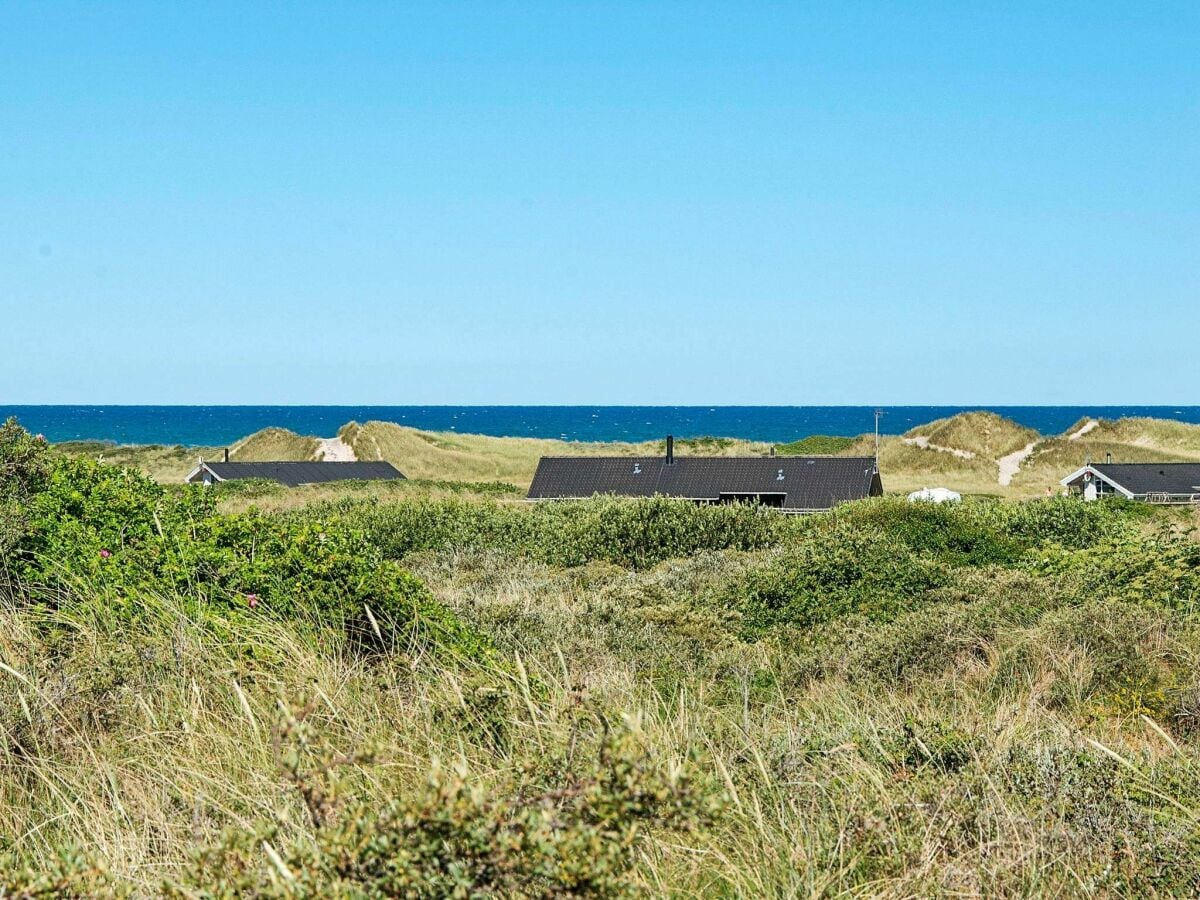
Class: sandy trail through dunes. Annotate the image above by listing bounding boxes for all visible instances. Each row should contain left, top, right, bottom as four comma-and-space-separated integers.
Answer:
997, 442, 1037, 486
1068, 420, 1100, 440
317, 437, 356, 461
902, 436, 977, 459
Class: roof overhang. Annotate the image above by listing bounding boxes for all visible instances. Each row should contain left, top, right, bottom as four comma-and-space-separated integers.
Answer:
1059, 465, 1134, 498
184, 462, 224, 484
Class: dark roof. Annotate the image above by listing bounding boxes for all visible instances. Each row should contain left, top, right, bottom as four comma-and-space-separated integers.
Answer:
527, 456, 881, 511
1086, 463, 1200, 496
193, 461, 404, 487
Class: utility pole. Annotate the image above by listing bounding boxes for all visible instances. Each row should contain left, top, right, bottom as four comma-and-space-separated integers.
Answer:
874, 409, 884, 472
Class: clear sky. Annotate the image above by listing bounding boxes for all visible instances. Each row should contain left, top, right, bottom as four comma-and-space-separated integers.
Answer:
2, 2, 1197, 404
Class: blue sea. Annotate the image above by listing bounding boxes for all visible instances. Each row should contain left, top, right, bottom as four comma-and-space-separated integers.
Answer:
4, 406, 1200, 447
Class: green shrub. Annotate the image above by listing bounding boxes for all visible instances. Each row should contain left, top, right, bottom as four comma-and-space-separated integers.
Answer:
839, 568, 1065, 684
731, 525, 948, 636
889, 717, 977, 774
1029, 523, 1200, 614
998, 496, 1147, 549
824, 498, 1022, 566
775, 435, 858, 455
0, 849, 118, 898
312, 495, 788, 569
210, 476, 282, 499
1, 426, 486, 661
0, 416, 52, 567
821, 496, 1141, 568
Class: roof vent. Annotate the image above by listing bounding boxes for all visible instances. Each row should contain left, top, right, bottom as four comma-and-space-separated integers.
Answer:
633, 463, 642, 475
777, 469, 785, 481
224, 447, 230, 463
666, 435, 674, 465
1105, 452, 1112, 464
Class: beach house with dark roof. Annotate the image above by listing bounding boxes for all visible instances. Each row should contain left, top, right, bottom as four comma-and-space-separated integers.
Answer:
527, 437, 882, 513
185, 458, 404, 487
1061, 462, 1200, 504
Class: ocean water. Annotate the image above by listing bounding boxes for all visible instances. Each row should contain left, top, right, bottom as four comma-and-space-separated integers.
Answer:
4, 406, 1200, 447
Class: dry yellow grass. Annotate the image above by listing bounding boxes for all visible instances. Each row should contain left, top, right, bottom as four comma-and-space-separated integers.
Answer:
229, 427, 320, 462
342, 420, 770, 488
52, 413, 1200, 502
1009, 418, 1200, 494
214, 478, 521, 514
52, 441, 224, 483
53, 428, 322, 483
878, 437, 1018, 497
904, 411, 1039, 460
1073, 417, 1200, 457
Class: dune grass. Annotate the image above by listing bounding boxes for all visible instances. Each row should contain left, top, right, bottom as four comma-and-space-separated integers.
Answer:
50, 412, 1200, 503
877, 436, 1014, 497
10, 421, 1200, 894
52, 427, 322, 484
229, 426, 321, 462
1079, 417, 1200, 457
52, 440, 224, 483
904, 411, 1039, 460
343, 420, 769, 488
212, 475, 522, 514
774, 434, 861, 455
6, 488, 1200, 894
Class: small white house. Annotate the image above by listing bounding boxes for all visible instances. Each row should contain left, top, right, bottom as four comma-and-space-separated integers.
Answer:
1060, 462, 1200, 504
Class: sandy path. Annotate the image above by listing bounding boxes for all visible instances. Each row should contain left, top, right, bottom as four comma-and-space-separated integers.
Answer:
1067, 419, 1099, 441
317, 436, 356, 461
997, 442, 1036, 486
903, 436, 977, 459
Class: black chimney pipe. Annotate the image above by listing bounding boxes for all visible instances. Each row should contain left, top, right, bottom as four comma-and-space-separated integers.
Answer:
224, 447, 230, 463
666, 435, 674, 465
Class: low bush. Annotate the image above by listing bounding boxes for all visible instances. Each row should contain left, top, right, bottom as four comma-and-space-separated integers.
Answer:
0, 417, 52, 562
312, 495, 789, 569
823, 496, 1141, 566
730, 526, 949, 636
1, 424, 486, 661
823, 498, 1023, 566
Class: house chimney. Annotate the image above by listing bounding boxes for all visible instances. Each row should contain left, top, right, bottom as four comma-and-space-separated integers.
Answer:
1105, 452, 1112, 464
223, 447, 230, 463
666, 435, 674, 465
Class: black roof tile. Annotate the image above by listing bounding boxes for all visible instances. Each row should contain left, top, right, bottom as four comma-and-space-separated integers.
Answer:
194, 461, 404, 487
1088, 463, 1200, 496
527, 455, 881, 510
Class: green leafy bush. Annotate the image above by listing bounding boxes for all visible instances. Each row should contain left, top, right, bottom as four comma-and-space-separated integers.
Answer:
0, 416, 52, 565
822, 496, 1140, 568
731, 525, 949, 636
824, 498, 1023, 566
313, 495, 788, 569
1, 425, 486, 661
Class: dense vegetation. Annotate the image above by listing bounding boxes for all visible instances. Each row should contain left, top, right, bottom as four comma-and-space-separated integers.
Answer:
6, 417, 1200, 896
774, 434, 860, 455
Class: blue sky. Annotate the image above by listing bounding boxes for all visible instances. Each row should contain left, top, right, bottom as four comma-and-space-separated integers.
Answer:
2, 2, 1197, 404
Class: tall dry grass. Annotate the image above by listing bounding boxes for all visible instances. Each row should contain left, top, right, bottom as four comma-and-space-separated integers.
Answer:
6, 533, 1200, 895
